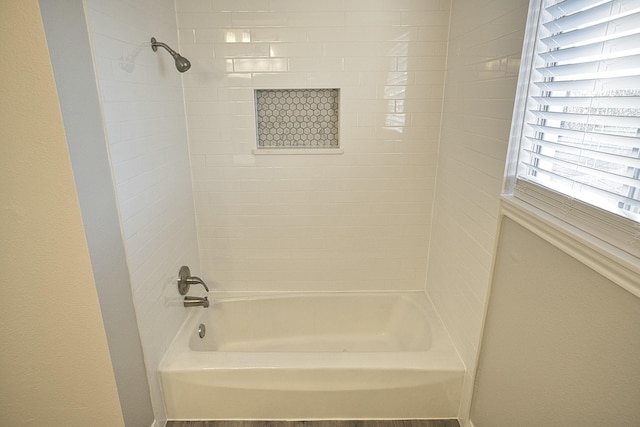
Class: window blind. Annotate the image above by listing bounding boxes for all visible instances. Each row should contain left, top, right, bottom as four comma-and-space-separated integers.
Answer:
518, 0, 640, 221
515, 0, 640, 236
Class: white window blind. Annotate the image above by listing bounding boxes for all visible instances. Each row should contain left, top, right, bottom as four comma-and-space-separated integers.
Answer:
511, 0, 640, 256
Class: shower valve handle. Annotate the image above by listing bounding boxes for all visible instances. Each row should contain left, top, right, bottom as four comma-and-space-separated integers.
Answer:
177, 266, 209, 295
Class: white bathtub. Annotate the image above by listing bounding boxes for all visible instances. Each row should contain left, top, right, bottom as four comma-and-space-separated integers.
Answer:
159, 292, 464, 420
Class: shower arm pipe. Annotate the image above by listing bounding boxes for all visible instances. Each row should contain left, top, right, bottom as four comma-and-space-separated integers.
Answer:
151, 37, 179, 58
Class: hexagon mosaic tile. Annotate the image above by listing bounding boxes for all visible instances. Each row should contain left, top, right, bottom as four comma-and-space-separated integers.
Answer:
255, 89, 340, 149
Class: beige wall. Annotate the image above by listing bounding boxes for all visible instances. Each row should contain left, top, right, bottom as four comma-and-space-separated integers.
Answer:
0, 2, 125, 426
471, 217, 640, 427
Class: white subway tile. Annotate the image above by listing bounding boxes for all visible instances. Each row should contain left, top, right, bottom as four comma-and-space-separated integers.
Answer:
307, 26, 419, 43
286, 12, 345, 27
344, 11, 402, 26
397, 56, 448, 71
233, 58, 288, 72
418, 25, 451, 41
213, 0, 269, 12
288, 57, 344, 72
251, 72, 306, 87
324, 42, 381, 57
269, 43, 325, 58
343, 56, 397, 71
177, 12, 232, 28
180, 43, 216, 59
305, 71, 360, 86
251, 27, 308, 42
342, 99, 395, 114
175, 0, 213, 13
268, 0, 347, 12
214, 43, 270, 58
230, 12, 288, 27
340, 85, 377, 99
401, 10, 451, 26
192, 28, 252, 43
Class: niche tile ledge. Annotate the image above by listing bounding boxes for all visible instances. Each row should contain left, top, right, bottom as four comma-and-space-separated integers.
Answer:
252, 148, 344, 155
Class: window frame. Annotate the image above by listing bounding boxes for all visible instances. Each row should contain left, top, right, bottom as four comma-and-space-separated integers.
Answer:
504, 0, 640, 258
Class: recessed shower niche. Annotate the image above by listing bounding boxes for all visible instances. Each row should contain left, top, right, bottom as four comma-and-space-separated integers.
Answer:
255, 89, 340, 150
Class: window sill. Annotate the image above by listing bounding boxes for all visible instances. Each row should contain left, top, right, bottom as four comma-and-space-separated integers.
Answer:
500, 195, 640, 300
252, 148, 344, 155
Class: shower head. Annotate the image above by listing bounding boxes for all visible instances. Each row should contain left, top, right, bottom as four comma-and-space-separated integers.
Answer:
150, 37, 191, 73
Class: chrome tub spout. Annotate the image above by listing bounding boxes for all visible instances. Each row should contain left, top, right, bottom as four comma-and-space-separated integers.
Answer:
184, 296, 209, 308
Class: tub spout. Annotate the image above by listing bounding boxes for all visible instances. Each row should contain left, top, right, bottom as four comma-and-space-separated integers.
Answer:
184, 296, 209, 308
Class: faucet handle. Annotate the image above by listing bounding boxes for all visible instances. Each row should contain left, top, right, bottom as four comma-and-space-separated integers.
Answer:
177, 266, 210, 295
186, 276, 209, 292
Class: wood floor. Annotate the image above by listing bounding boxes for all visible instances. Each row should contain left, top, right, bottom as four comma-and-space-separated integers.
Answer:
166, 420, 460, 427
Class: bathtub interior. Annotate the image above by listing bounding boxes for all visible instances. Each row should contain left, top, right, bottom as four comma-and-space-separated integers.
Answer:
191, 293, 432, 352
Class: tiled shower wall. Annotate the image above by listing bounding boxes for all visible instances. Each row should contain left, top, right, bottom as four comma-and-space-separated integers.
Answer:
84, 0, 200, 423
426, 0, 529, 422
177, 0, 451, 292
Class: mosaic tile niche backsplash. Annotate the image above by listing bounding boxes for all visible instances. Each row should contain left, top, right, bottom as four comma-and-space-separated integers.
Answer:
255, 89, 339, 149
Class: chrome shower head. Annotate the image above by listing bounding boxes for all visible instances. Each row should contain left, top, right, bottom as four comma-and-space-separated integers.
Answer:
150, 37, 191, 73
